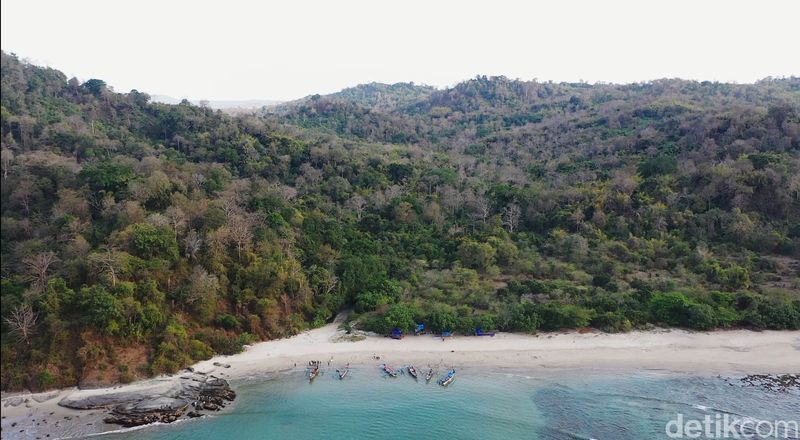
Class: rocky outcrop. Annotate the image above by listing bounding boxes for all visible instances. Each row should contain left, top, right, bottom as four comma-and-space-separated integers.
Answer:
727, 374, 800, 393
59, 373, 236, 427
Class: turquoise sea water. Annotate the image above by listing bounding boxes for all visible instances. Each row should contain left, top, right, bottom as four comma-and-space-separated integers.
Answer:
100, 369, 799, 440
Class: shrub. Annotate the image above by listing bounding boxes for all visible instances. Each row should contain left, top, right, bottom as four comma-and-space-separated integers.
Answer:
383, 303, 417, 334
427, 305, 458, 333
757, 301, 800, 330
538, 303, 593, 330
649, 292, 691, 326
458, 241, 496, 271
79, 285, 123, 334
128, 223, 179, 261
355, 292, 391, 313
189, 339, 214, 360
509, 302, 540, 333
591, 311, 632, 332
38, 371, 56, 389
216, 314, 240, 330
685, 303, 718, 330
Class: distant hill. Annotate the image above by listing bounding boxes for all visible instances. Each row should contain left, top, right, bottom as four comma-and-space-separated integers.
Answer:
151, 95, 282, 110
272, 82, 436, 114
326, 82, 436, 111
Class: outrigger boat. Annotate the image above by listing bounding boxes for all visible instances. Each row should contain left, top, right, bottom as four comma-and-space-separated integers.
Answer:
407, 365, 418, 379
308, 360, 321, 382
382, 364, 398, 377
309, 365, 320, 381
438, 369, 456, 387
337, 364, 350, 380
424, 368, 435, 383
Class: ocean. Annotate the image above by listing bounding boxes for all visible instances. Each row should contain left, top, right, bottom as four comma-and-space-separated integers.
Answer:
95, 368, 799, 440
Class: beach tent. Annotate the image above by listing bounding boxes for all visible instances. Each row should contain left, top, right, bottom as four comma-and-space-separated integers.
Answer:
390, 328, 403, 339
475, 327, 495, 337
415, 323, 425, 334
441, 330, 453, 338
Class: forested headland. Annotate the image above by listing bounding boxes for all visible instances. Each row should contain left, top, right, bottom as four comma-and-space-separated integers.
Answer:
1, 52, 799, 391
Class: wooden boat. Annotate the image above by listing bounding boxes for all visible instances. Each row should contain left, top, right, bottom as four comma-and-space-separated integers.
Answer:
407, 365, 418, 379
438, 369, 456, 387
424, 368, 435, 383
309, 365, 320, 381
337, 364, 350, 380
382, 364, 397, 377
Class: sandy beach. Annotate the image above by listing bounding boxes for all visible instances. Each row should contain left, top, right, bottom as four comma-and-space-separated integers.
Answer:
2, 325, 799, 439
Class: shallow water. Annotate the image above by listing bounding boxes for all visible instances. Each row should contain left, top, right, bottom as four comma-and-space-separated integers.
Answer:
92, 369, 799, 440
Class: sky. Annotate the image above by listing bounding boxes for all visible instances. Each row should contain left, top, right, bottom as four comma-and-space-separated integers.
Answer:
2, 0, 799, 101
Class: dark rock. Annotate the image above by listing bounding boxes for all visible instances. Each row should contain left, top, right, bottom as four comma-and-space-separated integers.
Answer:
726, 374, 800, 393
53, 373, 236, 429
93, 375, 235, 428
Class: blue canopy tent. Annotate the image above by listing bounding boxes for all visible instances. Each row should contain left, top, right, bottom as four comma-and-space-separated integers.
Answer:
390, 328, 403, 339
475, 327, 496, 337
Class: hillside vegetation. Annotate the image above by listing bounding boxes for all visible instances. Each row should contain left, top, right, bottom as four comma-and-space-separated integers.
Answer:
1, 52, 799, 391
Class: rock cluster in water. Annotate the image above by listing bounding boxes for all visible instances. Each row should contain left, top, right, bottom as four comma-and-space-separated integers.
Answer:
58, 373, 236, 427
729, 374, 800, 393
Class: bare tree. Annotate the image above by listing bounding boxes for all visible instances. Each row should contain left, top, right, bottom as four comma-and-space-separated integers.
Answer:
23, 251, 58, 293
11, 180, 35, 214
1, 148, 13, 180
220, 184, 247, 219
469, 189, 492, 224
165, 206, 187, 234
185, 266, 220, 305
345, 195, 367, 220
277, 184, 298, 202
502, 203, 521, 233
438, 185, 463, 215
4, 303, 37, 343
228, 214, 254, 259
184, 229, 203, 261
87, 248, 126, 287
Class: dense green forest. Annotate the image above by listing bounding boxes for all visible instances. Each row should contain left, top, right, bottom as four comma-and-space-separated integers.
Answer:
1, 51, 799, 391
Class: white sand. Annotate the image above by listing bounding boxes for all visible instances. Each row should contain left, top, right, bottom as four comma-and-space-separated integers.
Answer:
2, 326, 798, 439
192, 325, 800, 378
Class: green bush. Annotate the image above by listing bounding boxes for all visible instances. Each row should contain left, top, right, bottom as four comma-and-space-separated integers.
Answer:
38, 371, 56, 389
685, 303, 718, 330
383, 303, 417, 334
458, 241, 496, 271
79, 285, 123, 334
129, 223, 179, 261
189, 339, 214, 360
591, 311, 632, 332
427, 305, 458, 333
757, 301, 800, 330
649, 292, 691, 327
538, 303, 593, 330
216, 314, 240, 330
509, 302, 540, 333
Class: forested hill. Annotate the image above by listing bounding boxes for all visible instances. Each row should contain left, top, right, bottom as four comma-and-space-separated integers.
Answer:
2, 51, 799, 392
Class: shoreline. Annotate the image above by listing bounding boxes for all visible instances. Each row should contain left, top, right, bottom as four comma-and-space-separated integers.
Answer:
2, 326, 799, 439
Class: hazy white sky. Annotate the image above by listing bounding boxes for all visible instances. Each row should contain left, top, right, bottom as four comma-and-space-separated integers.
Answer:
2, 0, 799, 101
